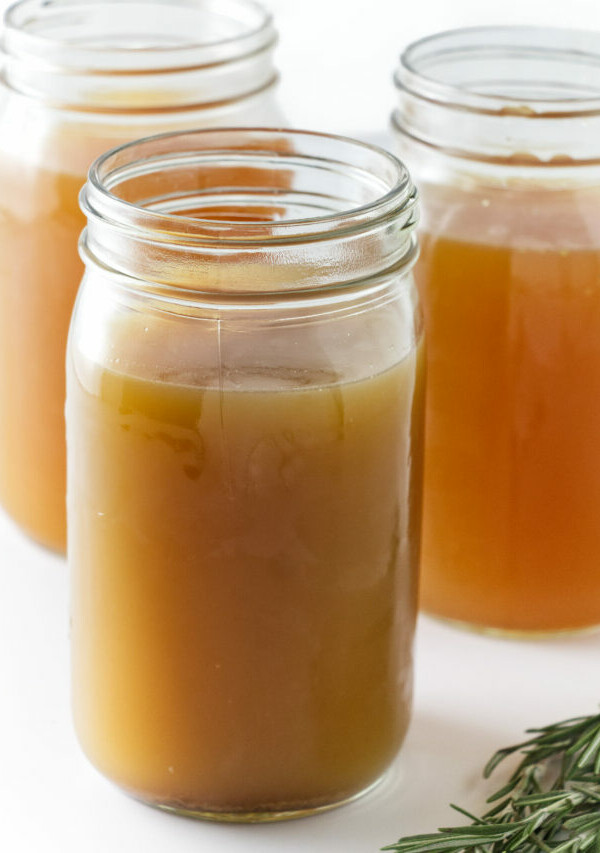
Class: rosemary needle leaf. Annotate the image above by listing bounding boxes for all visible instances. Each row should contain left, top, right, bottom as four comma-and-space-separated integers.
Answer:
382, 824, 513, 853
577, 727, 600, 770
384, 711, 600, 853
450, 805, 484, 824
486, 776, 522, 803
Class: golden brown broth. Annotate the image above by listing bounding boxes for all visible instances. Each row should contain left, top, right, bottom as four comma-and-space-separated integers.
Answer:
68, 344, 424, 814
418, 185, 600, 631
0, 164, 85, 550
0, 133, 291, 551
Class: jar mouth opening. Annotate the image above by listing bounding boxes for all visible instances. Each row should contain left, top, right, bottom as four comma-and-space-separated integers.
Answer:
3, 0, 274, 71
396, 25, 600, 116
82, 127, 417, 246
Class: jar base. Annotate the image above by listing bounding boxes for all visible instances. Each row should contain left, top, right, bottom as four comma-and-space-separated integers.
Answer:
423, 610, 600, 640
1, 503, 66, 557
136, 772, 387, 824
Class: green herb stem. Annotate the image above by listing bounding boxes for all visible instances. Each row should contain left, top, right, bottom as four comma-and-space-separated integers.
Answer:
384, 711, 600, 853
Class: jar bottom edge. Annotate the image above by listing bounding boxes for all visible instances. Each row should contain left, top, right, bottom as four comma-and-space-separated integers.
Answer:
423, 610, 600, 641
132, 771, 389, 824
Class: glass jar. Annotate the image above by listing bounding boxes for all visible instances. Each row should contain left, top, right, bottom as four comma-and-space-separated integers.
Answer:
393, 26, 600, 635
0, 0, 281, 552
67, 128, 424, 821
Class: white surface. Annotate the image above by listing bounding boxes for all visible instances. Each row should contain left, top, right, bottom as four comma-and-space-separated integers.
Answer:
2, 0, 600, 851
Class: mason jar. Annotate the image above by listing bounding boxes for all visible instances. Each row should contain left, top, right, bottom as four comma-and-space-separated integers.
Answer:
393, 26, 600, 634
0, 0, 281, 552
67, 128, 424, 821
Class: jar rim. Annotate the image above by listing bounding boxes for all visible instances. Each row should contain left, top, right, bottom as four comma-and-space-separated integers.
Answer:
80, 127, 419, 296
396, 25, 600, 117
83, 126, 416, 244
2, 0, 275, 72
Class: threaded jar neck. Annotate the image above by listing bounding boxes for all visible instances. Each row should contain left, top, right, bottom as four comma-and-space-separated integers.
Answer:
394, 26, 600, 166
1, 0, 278, 111
80, 127, 419, 300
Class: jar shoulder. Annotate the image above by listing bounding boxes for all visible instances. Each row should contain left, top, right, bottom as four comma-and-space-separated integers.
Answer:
414, 174, 600, 252
0, 85, 286, 176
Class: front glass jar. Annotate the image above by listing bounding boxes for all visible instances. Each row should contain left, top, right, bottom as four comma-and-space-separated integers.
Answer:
393, 27, 600, 634
0, 0, 281, 552
67, 128, 424, 821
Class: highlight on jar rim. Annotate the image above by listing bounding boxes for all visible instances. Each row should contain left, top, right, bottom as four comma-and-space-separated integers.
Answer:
79, 126, 419, 293
1, 0, 279, 110
393, 25, 600, 164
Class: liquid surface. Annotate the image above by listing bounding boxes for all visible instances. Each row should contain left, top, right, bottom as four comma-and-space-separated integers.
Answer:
418, 184, 600, 632
68, 346, 424, 816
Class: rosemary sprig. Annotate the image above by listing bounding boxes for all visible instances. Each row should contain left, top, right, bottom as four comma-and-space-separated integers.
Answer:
384, 711, 600, 853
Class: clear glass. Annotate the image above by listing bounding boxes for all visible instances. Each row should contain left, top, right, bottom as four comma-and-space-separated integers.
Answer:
393, 26, 600, 635
0, 0, 281, 552
67, 127, 424, 821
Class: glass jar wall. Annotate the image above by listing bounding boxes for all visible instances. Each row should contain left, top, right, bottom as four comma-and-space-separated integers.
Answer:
67, 128, 424, 821
0, 0, 281, 552
393, 27, 600, 634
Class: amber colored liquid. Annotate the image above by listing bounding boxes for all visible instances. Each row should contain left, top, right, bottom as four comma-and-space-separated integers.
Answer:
0, 135, 290, 552
0, 164, 85, 550
418, 191, 600, 632
68, 346, 423, 817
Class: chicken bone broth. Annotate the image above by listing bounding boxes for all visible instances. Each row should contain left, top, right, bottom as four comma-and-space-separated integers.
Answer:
417, 183, 600, 632
68, 126, 422, 819
393, 25, 600, 634
0, 0, 281, 552
0, 158, 85, 550
0, 130, 290, 551
67, 309, 425, 816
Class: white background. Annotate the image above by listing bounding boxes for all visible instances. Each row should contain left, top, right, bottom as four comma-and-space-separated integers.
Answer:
269, 0, 600, 139
1, 1, 600, 852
